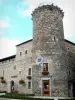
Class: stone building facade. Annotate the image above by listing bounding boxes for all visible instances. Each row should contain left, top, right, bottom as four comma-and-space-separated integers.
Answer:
0, 4, 75, 97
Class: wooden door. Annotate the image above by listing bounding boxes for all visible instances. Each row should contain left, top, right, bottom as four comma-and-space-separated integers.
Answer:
42, 80, 50, 96
11, 80, 14, 92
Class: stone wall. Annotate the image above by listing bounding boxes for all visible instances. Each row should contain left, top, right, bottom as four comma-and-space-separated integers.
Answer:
16, 41, 32, 61
0, 41, 33, 94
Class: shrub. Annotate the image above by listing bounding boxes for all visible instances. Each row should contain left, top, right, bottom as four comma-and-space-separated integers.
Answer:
0, 93, 35, 99
0, 91, 7, 93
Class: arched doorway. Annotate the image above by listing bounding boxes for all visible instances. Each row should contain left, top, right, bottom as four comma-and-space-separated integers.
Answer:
11, 80, 14, 92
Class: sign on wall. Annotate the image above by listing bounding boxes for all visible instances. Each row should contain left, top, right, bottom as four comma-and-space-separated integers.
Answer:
35, 56, 43, 66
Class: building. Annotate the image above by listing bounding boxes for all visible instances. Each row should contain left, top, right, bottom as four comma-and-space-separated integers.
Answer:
0, 4, 75, 97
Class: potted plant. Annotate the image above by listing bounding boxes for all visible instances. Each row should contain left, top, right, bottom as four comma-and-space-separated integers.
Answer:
1, 79, 7, 84
19, 79, 25, 86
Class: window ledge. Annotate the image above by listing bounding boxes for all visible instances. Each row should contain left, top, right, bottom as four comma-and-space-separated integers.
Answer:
42, 71, 49, 75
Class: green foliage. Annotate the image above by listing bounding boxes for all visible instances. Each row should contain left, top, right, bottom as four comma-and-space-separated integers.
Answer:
0, 93, 35, 99
0, 91, 7, 93
59, 99, 75, 100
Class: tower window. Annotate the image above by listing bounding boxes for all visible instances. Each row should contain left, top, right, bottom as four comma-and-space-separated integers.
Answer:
43, 63, 48, 72
69, 71, 70, 76
28, 68, 31, 75
28, 82, 31, 89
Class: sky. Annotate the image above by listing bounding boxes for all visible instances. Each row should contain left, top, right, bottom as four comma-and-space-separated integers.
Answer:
0, 0, 75, 59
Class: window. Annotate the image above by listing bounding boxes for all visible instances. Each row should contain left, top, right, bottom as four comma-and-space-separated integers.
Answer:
68, 71, 71, 76
25, 50, 27, 54
67, 48, 69, 50
28, 68, 31, 75
20, 52, 22, 56
14, 66, 16, 70
54, 36, 56, 41
68, 83, 73, 97
28, 82, 31, 89
3, 70, 4, 76
19, 71, 21, 75
43, 63, 48, 72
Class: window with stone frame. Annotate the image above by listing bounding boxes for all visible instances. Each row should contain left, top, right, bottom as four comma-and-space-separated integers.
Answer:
43, 63, 48, 72
25, 50, 27, 54
28, 68, 31, 75
28, 82, 31, 89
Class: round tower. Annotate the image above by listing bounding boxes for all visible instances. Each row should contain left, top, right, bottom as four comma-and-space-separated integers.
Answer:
32, 4, 68, 97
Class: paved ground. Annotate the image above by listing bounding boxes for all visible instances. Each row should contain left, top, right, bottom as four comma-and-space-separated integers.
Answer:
0, 96, 75, 100
32, 96, 75, 100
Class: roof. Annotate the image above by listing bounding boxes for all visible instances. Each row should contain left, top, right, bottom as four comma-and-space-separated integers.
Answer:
16, 39, 32, 47
16, 38, 75, 47
65, 39, 75, 46
0, 55, 16, 62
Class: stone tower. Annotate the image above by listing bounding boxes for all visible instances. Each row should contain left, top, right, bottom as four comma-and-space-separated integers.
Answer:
32, 4, 68, 97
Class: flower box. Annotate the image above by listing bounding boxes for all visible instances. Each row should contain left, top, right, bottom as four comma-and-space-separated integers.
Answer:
1, 79, 7, 84
42, 71, 49, 75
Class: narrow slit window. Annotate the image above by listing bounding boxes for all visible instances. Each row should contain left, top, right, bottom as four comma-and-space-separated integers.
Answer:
20, 52, 22, 56
19, 71, 21, 75
3, 70, 4, 76
69, 71, 70, 76
54, 36, 56, 41
28, 68, 31, 75
25, 50, 27, 54
68, 48, 69, 50
28, 82, 31, 89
